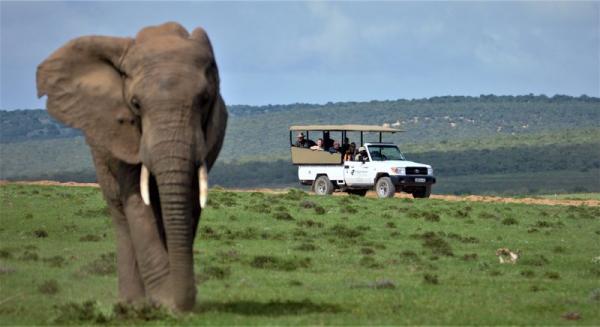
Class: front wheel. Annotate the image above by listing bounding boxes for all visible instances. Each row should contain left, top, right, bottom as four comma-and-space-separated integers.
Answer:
412, 186, 431, 198
313, 175, 334, 195
375, 177, 396, 198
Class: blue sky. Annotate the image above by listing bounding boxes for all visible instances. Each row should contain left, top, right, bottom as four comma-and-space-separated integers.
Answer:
1, 1, 598, 109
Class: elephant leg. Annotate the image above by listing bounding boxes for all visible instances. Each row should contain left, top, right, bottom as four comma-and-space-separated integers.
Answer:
109, 205, 146, 302
91, 151, 146, 303
122, 192, 170, 302
117, 162, 171, 304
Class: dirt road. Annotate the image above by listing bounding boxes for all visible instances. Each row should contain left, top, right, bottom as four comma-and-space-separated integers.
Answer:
1, 180, 598, 207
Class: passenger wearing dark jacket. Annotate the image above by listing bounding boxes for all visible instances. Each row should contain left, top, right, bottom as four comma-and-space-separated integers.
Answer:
294, 132, 315, 148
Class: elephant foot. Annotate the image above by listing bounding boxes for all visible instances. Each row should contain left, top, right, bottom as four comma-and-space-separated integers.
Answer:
146, 285, 196, 312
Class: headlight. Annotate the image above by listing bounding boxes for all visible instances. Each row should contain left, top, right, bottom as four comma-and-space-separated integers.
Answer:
428, 168, 433, 175
391, 167, 405, 175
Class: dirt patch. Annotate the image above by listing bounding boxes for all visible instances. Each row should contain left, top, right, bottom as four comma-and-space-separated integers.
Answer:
2, 181, 598, 207
0, 180, 99, 188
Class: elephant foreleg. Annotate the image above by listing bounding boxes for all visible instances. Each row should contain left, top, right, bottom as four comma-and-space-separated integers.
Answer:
109, 206, 146, 302
117, 163, 171, 305
123, 192, 170, 302
93, 152, 146, 302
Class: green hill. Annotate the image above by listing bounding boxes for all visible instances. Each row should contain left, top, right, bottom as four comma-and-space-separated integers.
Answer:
1, 95, 599, 195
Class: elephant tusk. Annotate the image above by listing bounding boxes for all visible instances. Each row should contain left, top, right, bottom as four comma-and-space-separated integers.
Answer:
140, 165, 151, 206
198, 163, 208, 209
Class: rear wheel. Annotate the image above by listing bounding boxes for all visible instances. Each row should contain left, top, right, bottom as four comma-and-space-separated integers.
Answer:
347, 189, 367, 197
375, 177, 395, 198
412, 186, 431, 198
313, 175, 334, 195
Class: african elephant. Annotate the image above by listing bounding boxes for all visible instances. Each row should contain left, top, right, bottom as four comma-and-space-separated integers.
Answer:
36, 22, 228, 311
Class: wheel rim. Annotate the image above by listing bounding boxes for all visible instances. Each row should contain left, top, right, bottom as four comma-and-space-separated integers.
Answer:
378, 182, 388, 196
316, 180, 326, 194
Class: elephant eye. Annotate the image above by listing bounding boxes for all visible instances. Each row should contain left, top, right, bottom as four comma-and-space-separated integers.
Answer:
130, 97, 141, 114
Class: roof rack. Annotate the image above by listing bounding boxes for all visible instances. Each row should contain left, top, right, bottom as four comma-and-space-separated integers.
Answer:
289, 124, 403, 133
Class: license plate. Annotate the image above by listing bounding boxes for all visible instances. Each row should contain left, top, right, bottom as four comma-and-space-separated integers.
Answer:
415, 178, 426, 183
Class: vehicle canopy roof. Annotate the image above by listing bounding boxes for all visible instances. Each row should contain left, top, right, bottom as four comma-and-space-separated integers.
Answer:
289, 124, 403, 133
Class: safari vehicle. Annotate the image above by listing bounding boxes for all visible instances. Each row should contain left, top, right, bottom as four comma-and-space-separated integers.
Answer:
289, 125, 436, 198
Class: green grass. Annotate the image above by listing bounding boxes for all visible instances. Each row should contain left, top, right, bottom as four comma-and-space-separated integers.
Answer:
1, 184, 599, 325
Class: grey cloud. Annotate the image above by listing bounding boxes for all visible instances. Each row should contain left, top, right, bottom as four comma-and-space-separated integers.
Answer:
1, 1, 597, 109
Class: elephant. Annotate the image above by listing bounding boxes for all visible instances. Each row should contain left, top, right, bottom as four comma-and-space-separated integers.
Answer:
36, 22, 228, 311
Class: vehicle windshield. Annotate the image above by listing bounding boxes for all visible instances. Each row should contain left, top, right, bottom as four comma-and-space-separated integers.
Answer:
367, 145, 405, 161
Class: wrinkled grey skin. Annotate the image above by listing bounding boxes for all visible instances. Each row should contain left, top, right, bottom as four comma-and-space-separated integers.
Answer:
36, 22, 227, 311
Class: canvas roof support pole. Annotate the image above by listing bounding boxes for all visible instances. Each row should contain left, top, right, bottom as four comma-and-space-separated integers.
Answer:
360, 132, 363, 146
289, 131, 292, 146
379, 132, 382, 142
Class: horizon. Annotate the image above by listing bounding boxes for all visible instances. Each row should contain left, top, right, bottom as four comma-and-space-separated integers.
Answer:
1, 1, 598, 110
2, 93, 598, 112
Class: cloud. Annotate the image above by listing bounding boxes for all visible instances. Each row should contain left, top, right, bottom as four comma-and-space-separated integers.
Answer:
297, 2, 357, 69
0, 1, 597, 109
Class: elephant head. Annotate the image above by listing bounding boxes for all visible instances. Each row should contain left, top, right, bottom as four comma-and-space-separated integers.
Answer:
37, 22, 227, 310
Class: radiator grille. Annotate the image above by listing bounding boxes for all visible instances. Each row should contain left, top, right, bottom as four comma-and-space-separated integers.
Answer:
406, 167, 427, 175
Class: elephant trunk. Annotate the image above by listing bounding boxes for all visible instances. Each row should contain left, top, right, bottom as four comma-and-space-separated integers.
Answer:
151, 140, 199, 311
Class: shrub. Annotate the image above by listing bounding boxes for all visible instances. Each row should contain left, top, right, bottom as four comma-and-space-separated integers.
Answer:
33, 229, 48, 238
38, 279, 60, 295
83, 253, 116, 276
250, 255, 311, 271
299, 200, 317, 209
423, 273, 439, 285
328, 224, 363, 239
501, 217, 518, 225
195, 265, 231, 283
79, 234, 101, 242
295, 243, 318, 251
273, 212, 294, 221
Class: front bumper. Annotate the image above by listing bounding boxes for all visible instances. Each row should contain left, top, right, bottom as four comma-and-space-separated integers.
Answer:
390, 175, 436, 186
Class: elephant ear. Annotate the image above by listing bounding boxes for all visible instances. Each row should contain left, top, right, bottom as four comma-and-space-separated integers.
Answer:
191, 27, 228, 172
36, 36, 141, 164
203, 95, 228, 172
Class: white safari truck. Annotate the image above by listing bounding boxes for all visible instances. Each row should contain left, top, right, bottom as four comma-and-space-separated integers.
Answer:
289, 125, 436, 198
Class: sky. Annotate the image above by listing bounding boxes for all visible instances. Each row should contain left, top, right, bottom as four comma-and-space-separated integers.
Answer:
1, 1, 598, 110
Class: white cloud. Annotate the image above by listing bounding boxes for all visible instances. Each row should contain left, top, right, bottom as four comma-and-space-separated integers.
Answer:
297, 2, 357, 68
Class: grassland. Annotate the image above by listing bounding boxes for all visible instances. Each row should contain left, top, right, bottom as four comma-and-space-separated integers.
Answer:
1, 184, 599, 325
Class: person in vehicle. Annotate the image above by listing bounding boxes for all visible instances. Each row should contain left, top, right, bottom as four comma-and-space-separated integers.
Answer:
339, 137, 350, 154
355, 146, 369, 161
294, 132, 314, 148
370, 150, 382, 161
328, 141, 341, 153
344, 142, 356, 161
310, 138, 324, 150
323, 131, 334, 150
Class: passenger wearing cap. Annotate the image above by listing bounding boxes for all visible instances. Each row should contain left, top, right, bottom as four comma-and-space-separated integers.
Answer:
355, 146, 369, 161
294, 132, 315, 148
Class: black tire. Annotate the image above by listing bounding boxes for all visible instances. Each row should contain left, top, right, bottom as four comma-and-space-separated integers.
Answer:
347, 189, 368, 197
375, 177, 396, 198
412, 186, 431, 198
313, 175, 334, 195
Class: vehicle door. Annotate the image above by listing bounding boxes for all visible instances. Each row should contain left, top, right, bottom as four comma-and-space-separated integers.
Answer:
344, 159, 372, 185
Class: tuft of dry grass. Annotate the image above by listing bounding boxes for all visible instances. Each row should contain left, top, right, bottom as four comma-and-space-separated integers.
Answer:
38, 279, 60, 295
423, 273, 439, 285
82, 252, 116, 276
250, 255, 311, 271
